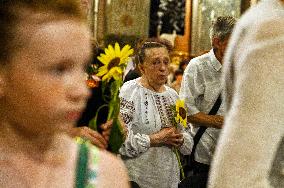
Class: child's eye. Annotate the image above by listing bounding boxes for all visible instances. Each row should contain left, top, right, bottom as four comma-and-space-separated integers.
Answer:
49, 63, 71, 76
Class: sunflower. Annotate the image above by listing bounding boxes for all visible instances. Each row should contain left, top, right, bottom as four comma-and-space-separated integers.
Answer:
175, 99, 187, 128
96, 42, 134, 82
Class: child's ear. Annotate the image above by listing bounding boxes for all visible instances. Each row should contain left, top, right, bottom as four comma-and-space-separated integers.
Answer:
138, 64, 144, 74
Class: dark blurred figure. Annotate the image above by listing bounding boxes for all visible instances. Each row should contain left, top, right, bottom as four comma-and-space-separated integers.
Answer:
179, 59, 189, 71
170, 69, 184, 93
77, 47, 108, 128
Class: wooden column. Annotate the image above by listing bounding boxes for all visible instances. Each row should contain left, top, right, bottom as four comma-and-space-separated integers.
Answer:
97, 0, 107, 46
174, 0, 191, 54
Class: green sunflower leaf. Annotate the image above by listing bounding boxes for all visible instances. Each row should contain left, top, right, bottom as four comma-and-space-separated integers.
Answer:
108, 117, 124, 154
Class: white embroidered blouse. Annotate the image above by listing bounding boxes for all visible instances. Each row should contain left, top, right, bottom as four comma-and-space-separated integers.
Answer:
119, 78, 192, 188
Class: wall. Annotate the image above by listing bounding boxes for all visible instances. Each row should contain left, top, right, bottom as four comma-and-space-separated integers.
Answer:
105, 0, 150, 36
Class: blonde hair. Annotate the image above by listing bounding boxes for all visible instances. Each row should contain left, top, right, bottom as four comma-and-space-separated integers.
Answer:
0, 0, 84, 65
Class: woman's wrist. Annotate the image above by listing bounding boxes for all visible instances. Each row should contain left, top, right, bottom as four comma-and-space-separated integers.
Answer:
149, 133, 162, 146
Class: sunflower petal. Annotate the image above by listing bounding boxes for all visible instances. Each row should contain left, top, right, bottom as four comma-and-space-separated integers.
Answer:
102, 73, 111, 82
100, 54, 111, 62
120, 45, 131, 56
118, 58, 129, 66
96, 66, 108, 77
104, 48, 111, 56
175, 116, 179, 123
120, 48, 134, 60
108, 44, 116, 58
114, 43, 121, 57
112, 67, 123, 74
112, 71, 121, 81
181, 100, 185, 107
97, 55, 109, 65
176, 101, 180, 111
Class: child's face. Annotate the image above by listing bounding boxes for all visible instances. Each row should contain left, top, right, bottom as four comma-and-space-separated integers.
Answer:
2, 19, 92, 135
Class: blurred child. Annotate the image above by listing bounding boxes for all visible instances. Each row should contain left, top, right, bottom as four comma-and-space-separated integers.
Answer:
0, 1, 129, 187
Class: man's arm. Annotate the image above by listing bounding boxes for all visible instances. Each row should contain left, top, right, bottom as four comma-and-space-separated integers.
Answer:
188, 112, 223, 129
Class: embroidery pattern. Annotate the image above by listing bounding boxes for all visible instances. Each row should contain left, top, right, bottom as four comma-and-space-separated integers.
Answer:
144, 93, 150, 124
162, 95, 175, 125
120, 98, 135, 124
153, 94, 175, 128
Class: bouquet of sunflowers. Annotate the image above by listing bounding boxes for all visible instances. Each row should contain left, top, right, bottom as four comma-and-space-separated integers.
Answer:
88, 43, 133, 153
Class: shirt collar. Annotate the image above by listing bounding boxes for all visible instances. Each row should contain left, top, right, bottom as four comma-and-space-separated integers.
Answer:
209, 49, 222, 72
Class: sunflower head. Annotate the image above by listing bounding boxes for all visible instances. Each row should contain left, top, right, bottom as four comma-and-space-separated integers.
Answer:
96, 43, 134, 82
175, 99, 187, 128
107, 57, 120, 70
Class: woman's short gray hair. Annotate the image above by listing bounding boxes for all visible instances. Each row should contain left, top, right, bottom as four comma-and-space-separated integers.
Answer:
136, 38, 173, 64
209, 16, 236, 42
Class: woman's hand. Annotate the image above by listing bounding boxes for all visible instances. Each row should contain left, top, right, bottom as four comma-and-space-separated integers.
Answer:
150, 127, 184, 147
100, 120, 113, 142
101, 117, 128, 142
69, 126, 108, 149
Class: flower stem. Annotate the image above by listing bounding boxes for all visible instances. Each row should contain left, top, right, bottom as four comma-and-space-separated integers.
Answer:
174, 147, 185, 180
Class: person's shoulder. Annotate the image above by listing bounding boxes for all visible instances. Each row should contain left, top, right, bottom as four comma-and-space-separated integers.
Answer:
190, 52, 210, 64
238, 4, 284, 47
95, 149, 125, 171
184, 53, 209, 74
95, 150, 130, 188
121, 78, 138, 91
165, 85, 178, 96
120, 78, 140, 97
237, 0, 284, 33
253, 18, 284, 43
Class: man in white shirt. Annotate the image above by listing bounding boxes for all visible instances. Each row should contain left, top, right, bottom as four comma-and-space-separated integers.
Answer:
179, 16, 236, 187
209, 0, 284, 187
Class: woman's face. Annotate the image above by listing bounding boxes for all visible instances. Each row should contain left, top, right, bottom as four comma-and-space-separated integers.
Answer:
140, 47, 170, 86
1, 19, 92, 135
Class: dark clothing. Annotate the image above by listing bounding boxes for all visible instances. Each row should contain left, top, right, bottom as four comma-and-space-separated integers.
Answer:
179, 161, 209, 188
76, 85, 109, 133
123, 69, 140, 83
77, 48, 109, 132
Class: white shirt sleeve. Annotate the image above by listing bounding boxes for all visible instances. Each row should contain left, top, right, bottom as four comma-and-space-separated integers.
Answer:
179, 62, 204, 115
118, 82, 151, 158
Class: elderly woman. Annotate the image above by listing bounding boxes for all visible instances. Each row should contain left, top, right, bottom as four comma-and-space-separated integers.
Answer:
119, 39, 192, 188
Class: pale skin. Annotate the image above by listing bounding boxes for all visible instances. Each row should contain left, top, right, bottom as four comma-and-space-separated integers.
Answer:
0, 10, 129, 188
138, 47, 184, 147
187, 37, 228, 129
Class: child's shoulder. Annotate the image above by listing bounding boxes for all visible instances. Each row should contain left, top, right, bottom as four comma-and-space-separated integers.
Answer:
86, 144, 129, 187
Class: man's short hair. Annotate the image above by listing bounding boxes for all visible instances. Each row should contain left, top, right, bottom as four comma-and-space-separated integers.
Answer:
209, 16, 236, 42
